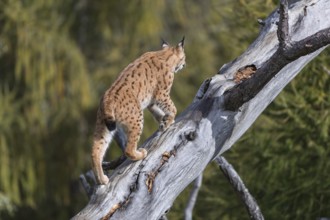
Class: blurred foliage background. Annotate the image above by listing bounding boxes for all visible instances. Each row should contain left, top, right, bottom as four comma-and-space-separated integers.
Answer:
0, 0, 329, 219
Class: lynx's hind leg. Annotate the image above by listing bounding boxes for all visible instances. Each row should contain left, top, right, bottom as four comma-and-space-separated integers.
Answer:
120, 105, 147, 161
91, 117, 115, 185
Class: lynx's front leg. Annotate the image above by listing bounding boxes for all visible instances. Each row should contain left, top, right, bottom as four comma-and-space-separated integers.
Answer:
154, 95, 177, 131
148, 104, 165, 123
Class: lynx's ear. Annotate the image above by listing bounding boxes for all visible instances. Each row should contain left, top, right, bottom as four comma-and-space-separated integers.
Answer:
161, 38, 169, 48
178, 36, 185, 48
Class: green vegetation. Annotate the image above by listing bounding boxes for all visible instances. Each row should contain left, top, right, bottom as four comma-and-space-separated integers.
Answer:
0, 0, 329, 219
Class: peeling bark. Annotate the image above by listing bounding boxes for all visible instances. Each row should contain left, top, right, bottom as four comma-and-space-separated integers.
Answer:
73, 1, 330, 219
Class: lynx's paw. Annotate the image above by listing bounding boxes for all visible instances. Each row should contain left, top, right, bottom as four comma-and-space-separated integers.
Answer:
159, 115, 175, 131
138, 148, 148, 159
99, 174, 109, 185
126, 148, 148, 161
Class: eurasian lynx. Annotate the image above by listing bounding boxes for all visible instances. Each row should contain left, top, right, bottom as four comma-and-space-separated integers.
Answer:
92, 38, 186, 184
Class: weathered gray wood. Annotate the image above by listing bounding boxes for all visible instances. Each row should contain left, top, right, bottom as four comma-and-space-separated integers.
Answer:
73, 1, 330, 219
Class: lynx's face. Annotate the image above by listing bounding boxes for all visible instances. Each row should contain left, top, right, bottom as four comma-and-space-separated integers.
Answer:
162, 37, 186, 73
174, 46, 186, 73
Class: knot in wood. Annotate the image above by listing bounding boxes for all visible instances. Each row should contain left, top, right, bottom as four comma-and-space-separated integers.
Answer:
146, 173, 156, 193
162, 151, 171, 161
185, 131, 196, 141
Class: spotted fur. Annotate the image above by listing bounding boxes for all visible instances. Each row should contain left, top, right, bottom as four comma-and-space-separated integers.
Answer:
92, 38, 186, 184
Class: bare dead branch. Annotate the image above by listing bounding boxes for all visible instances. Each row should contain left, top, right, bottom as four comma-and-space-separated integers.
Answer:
224, 1, 330, 111
184, 174, 203, 220
79, 170, 96, 198
215, 156, 264, 220
102, 155, 127, 171
277, 0, 291, 50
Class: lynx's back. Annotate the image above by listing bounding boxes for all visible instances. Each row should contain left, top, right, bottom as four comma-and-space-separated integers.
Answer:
103, 46, 185, 116
92, 38, 186, 185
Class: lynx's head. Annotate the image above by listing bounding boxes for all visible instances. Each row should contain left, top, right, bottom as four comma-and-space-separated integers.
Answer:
162, 37, 186, 73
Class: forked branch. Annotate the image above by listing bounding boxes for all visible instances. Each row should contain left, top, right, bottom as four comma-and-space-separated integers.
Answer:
224, 0, 330, 111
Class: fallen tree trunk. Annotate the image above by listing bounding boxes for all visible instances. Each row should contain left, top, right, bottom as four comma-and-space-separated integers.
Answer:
73, 1, 330, 219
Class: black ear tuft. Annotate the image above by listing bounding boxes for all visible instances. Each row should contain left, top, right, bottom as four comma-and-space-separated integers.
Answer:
178, 36, 185, 47
161, 38, 169, 48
